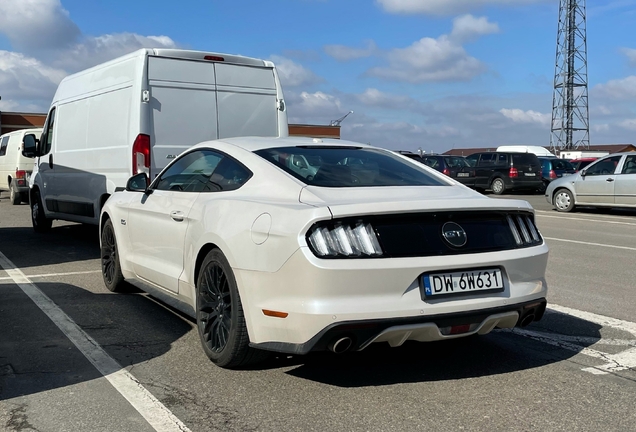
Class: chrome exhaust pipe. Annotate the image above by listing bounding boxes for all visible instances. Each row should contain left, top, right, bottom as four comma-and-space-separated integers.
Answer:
519, 313, 536, 327
328, 337, 353, 354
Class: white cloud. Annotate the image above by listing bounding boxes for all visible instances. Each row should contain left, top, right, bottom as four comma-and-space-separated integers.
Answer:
285, 91, 343, 123
269, 56, 322, 88
324, 40, 377, 61
618, 118, 636, 131
593, 124, 610, 132
450, 15, 500, 43
0, 0, 80, 51
354, 88, 418, 109
621, 47, 636, 66
376, 0, 551, 16
0, 51, 66, 100
367, 35, 486, 82
593, 75, 636, 100
500, 108, 551, 125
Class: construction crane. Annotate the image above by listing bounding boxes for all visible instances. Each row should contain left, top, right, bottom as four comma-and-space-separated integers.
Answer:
330, 111, 353, 127
550, 0, 589, 151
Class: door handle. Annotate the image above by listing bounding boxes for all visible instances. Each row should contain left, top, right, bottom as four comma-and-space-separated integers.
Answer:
49, 154, 53, 169
170, 211, 184, 222
606, 178, 615, 182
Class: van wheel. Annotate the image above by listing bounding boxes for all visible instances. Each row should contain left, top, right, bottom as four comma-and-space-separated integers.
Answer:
196, 249, 269, 369
10, 182, 21, 205
31, 190, 52, 232
100, 219, 130, 292
491, 178, 505, 195
554, 189, 575, 212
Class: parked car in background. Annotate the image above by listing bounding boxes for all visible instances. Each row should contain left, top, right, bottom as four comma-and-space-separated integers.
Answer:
0, 128, 42, 205
418, 154, 475, 186
537, 156, 576, 190
545, 152, 636, 212
465, 152, 543, 194
569, 157, 597, 172
100, 136, 548, 369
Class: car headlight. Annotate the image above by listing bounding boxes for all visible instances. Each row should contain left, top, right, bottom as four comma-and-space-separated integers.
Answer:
307, 221, 383, 258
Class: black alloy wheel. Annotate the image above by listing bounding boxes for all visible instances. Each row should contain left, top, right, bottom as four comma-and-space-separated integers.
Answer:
100, 219, 128, 292
196, 249, 268, 368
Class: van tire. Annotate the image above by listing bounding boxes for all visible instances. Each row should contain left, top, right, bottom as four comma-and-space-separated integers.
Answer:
31, 189, 52, 232
100, 219, 129, 292
196, 249, 269, 368
10, 182, 21, 205
490, 177, 505, 195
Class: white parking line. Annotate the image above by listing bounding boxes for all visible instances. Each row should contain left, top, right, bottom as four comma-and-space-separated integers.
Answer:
543, 237, 636, 252
509, 305, 636, 376
0, 270, 101, 281
535, 209, 636, 223
0, 251, 191, 432
536, 213, 636, 227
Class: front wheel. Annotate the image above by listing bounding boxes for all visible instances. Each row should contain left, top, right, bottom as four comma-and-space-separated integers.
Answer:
490, 178, 505, 195
196, 249, 268, 368
101, 218, 130, 292
554, 188, 575, 212
31, 189, 52, 232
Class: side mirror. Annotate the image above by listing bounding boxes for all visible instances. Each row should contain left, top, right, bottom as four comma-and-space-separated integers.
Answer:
126, 173, 151, 193
580, 169, 586, 177
22, 134, 39, 158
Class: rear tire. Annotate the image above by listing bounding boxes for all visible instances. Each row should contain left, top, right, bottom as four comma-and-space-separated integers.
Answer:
490, 178, 505, 195
10, 182, 21, 205
100, 218, 130, 292
554, 188, 575, 212
196, 249, 268, 368
31, 189, 52, 232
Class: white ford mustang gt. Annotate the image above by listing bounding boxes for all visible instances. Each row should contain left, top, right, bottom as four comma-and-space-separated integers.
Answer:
100, 136, 548, 368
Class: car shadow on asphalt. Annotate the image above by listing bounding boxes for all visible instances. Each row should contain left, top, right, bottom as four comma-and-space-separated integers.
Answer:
0, 282, 192, 400
266, 312, 602, 387
0, 223, 100, 269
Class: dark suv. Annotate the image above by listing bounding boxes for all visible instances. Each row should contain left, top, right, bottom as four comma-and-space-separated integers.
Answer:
465, 152, 543, 194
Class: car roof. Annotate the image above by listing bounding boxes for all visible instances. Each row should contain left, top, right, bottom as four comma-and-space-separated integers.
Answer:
191, 136, 377, 152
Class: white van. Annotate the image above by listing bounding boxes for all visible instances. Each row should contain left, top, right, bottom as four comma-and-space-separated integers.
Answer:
23, 48, 288, 232
496, 145, 556, 157
0, 128, 42, 205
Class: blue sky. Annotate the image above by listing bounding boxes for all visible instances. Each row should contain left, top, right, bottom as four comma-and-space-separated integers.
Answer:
0, 0, 635, 152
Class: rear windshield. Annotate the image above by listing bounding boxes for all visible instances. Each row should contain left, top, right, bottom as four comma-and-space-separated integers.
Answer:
255, 146, 447, 187
444, 156, 470, 168
551, 159, 574, 170
511, 154, 539, 165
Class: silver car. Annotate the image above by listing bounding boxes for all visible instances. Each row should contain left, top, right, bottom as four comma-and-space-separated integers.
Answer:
545, 152, 636, 212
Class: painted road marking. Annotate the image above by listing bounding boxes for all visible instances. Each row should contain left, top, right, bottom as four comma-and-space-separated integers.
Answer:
535, 210, 636, 225
0, 269, 101, 281
543, 237, 636, 252
0, 251, 191, 432
506, 305, 636, 376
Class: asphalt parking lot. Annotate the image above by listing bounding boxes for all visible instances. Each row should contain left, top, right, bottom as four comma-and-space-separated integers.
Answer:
1, 192, 635, 431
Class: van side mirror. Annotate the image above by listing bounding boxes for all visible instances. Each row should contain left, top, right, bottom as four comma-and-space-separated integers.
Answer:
22, 134, 39, 158
126, 173, 151, 193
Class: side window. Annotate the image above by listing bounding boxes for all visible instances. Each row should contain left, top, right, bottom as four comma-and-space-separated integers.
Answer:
622, 155, 636, 174
465, 154, 479, 167
585, 156, 622, 176
478, 154, 495, 166
497, 154, 508, 164
207, 157, 252, 192
0, 136, 9, 157
41, 108, 56, 155
422, 157, 438, 168
155, 150, 223, 192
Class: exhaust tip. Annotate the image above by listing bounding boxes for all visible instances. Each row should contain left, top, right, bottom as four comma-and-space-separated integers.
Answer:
519, 313, 536, 328
328, 337, 353, 354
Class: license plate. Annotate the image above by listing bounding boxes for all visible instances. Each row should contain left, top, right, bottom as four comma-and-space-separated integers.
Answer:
524, 172, 536, 176
423, 268, 504, 297
457, 172, 469, 177
562, 173, 571, 176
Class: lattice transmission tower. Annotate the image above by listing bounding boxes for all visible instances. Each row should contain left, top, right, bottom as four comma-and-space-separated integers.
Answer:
550, 0, 589, 151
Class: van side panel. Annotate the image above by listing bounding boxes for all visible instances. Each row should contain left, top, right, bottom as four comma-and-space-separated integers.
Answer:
148, 57, 218, 175
215, 64, 278, 139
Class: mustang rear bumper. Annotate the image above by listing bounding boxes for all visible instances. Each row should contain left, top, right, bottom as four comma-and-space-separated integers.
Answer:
250, 299, 546, 354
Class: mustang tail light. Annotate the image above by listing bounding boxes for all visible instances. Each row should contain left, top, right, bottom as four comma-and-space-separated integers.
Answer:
549, 169, 557, 179
308, 222, 383, 257
509, 167, 518, 178
132, 134, 151, 176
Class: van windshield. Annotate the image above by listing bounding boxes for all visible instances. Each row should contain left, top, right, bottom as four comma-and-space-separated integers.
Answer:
255, 146, 447, 187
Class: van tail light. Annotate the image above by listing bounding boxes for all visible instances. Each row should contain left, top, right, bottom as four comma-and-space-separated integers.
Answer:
442, 168, 450, 176
549, 169, 557, 179
15, 170, 27, 187
509, 167, 518, 178
204, 55, 225, 61
132, 134, 151, 177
